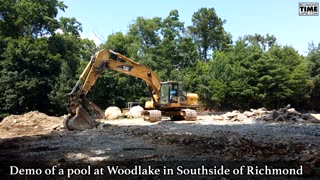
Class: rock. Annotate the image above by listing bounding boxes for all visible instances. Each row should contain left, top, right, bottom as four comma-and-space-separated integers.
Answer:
300, 154, 315, 162
310, 119, 320, 123
236, 113, 248, 121
213, 115, 224, 120
243, 111, 255, 117
248, 157, 257, 161
225, 111, 240, 118
126, 105, 144, 118
287, 108, 301, 116
105, 106, 122, 120
272, 110, 281, 119
230, 116, 237, 121
310, 158, 320, 169
264, 113, 274, 121
269, 155, 280, 161
275, 115, 286, 121
257, 150, 263, 156
288, 115, 300, 121
257, 107, 268, 112
279, 104, 291, 112
296, 118, 305, 122
301, 113, 311, 120
250, 108, 256, 112
251, 108, 269, 116
302, 114, 320, 123
260, 143, 271, 149
97, 123, 107, 129
182, 138, 193, 145
283, 111, 289, 119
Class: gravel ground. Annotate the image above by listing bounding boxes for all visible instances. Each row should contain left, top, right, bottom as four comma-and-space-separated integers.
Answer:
0, 112, 320, 178
103, 115, 320, 144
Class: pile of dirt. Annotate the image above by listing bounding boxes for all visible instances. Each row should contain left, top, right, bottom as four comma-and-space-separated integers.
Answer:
0, 111, 63, 138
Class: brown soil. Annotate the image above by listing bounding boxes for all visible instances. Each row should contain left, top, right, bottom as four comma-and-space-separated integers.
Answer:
0, 111, 63, 138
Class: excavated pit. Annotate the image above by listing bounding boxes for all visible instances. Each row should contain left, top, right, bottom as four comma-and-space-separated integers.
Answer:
0, 109, 319, 178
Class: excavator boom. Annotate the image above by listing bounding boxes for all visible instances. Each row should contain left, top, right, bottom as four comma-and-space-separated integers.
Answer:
65, 49, 162, 130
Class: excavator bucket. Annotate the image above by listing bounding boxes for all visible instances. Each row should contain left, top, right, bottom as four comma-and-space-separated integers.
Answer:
64, 105, 99, 130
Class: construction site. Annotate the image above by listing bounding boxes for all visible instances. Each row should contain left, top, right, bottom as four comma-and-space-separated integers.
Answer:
0, 106, 319, 178
0, 39, 319, 180
1, 1, 320, 179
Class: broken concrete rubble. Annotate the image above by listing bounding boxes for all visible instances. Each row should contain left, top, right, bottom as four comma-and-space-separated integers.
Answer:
212, 105, 319, 123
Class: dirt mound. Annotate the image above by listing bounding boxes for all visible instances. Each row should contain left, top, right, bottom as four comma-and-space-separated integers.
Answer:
0, 111, 63, 138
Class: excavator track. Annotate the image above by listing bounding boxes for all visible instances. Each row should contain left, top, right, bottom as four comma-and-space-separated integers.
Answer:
182, 109, 197, 121
169, 109, 197, 121
142, 110, 162, 122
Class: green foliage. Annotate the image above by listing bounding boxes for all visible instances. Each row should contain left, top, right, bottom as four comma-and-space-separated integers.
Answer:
0, 0, 92, 118
160, 10, 198, 75
244, 34, 277, 51
306, 42, 320, 110
0, 37, 60, 116
95, 10, 198, 108
182, 37, 311, 110
124, 10, 198, 80
48, 61, 76, 114
253, 45, 310, 108
59, 17, 82, 37
188, 8, 232, 61
0, 0, 66, 38
0, 1, 317, 118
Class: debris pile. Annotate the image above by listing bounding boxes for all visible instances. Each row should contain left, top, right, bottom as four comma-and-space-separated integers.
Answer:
212, 105, 319, 123
127, 127, 319, 171
0, 111, 62, 138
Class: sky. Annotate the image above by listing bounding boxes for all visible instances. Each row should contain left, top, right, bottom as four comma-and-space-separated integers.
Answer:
58, 0, 320, 55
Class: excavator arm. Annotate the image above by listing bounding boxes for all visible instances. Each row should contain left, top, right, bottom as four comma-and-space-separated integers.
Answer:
65, 49, 161, 130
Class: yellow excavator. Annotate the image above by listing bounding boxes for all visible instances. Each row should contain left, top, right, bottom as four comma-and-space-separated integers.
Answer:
64, 49, 199, 130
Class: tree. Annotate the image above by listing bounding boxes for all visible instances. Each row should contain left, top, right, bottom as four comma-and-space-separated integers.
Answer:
306, 42, 320, 110
0, 0, 66, 38
48, 61, 76, 114
128, 16, 162, 57
262, 45, 310, 108
0, 0, 89, 117
215, 39, 261, 109
58, 17, 82, 37
188, 8, 232, 61
0, 37, 60, 117
197, 36, 311, 110
244, 33, 277, 51
160, 10, 198, 75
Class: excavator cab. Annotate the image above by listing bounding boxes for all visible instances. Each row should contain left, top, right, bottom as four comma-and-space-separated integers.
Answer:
157, 81, 197, 120
160, 81, 186, 105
